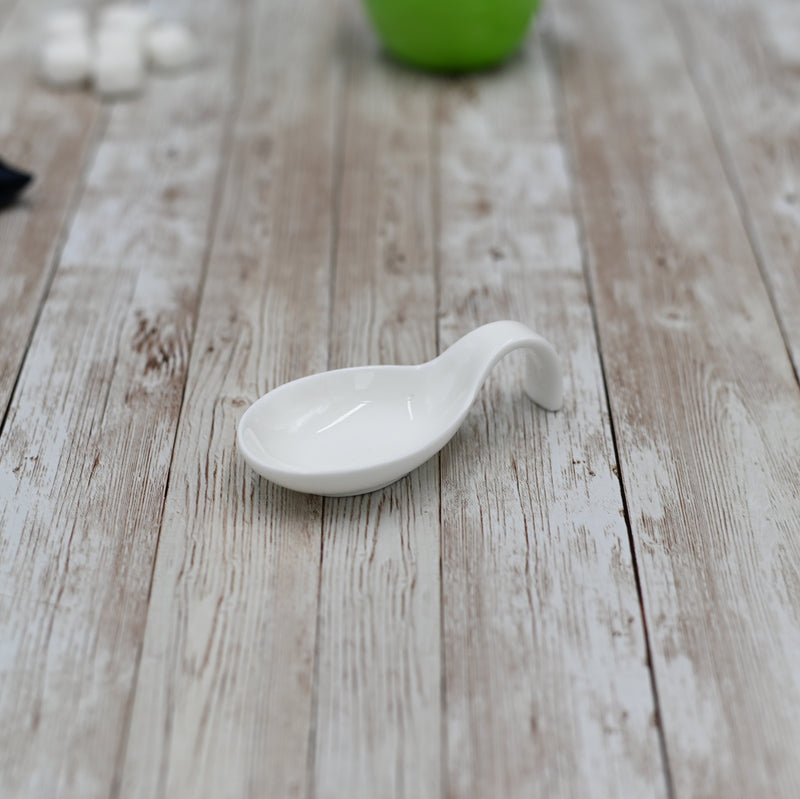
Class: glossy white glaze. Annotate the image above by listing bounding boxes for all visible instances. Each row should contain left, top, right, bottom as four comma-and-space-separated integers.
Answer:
237, 321, 562, 495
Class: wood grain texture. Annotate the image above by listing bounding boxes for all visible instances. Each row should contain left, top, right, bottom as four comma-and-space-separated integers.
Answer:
0, 0, 103, 420
4, 0, 800, 796
664, 0, 800, 377
119, 1, 343, 797
312, 15, 441, 799
550, 0, 800, 794
0, 0, 242, 796
436, 30, 666, 799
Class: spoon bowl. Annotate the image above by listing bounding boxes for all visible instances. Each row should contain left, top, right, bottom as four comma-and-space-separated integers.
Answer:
237, 321, 562, 495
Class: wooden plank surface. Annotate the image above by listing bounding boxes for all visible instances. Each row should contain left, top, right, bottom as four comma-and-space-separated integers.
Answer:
550, 0, 800, 794
0, 0, 243, 795
2, 0, 800, 795
0, 0, 103, 419
665, 0, 800, 375
313, 15, 441, 799
120, 1, 342, 796
436, 31, 665, 799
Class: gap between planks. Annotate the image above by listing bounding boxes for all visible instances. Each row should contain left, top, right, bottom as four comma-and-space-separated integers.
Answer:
549, 0, 800, 794
0, 0, 246, 796
117, 0, 345, 796
540, 12, 676, 798
0, 0, 108, 424
110, 0, 255, 794
435, 20, 665, 799
662, 0, 800, 385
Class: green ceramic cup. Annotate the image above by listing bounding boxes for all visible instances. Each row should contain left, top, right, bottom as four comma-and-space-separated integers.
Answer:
361, 0, 542, 72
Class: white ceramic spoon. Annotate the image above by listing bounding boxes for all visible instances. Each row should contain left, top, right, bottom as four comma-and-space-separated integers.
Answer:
237, 320, 563, 496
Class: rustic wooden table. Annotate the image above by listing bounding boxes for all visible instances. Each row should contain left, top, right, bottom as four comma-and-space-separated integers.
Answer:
2, 0, 800, 796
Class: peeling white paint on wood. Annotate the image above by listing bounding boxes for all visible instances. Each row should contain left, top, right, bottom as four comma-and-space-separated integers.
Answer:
0, 0, 242, 795
120, 1, 342, 797
553, 0, 800, 794
313, 19, 442, 799
437, 29, 665, 799
2, 0, 800, 795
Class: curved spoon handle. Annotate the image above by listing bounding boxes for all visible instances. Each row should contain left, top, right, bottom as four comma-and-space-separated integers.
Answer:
438, 320, 563, 411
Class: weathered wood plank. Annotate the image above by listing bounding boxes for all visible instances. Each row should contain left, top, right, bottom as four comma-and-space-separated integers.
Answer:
0, 0, 20, 28
436, 29, 666, 799
0, 0, 103, 421
119, 2, 343, 797
665, 0, 800, 378
312, 16, 441, 799
0, 0, 243, 796
550, 0, 800, 794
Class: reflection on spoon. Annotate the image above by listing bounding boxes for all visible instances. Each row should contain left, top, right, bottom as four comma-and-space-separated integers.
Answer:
237, 320, 563, 496
316, 400, 371, 434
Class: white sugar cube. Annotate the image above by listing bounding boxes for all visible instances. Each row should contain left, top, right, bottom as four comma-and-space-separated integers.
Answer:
39, 34, 92, 88
145, 22, 197, 72
98, 4, 153, 39
43, 8, 90, 39
93, 41, 145, 97
94, 26, 141, 54
37, 5, 198, 99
